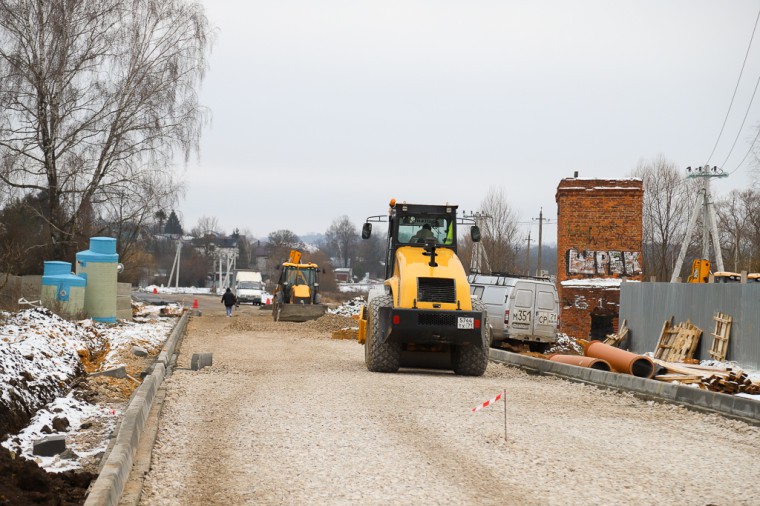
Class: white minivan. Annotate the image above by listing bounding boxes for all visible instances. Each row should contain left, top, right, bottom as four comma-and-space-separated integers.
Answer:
468, 274, 559, 352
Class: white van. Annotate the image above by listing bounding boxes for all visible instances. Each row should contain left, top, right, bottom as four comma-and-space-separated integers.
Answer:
468, 273, 559, 352
234, 270, 265, 304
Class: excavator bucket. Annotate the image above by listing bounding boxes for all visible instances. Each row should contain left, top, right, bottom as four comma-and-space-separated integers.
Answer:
274, 303, 327, 322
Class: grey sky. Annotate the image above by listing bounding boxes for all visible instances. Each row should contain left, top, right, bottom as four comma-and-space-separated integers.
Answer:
178, 0, 760, 240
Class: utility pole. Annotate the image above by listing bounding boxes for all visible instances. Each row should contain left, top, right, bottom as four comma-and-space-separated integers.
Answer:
532, 207, 553, 276
522, 209, 555, 277
167, 240, 182, 288
524, 230, 531, 275
670, 165, 727, 282
464, 211, 491, 274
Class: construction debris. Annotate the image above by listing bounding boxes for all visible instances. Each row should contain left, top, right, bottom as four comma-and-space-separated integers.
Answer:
328, 296, 365, 317
603, 319, 628, 347
709, 312, 732, 362
701, 371, 760, 395
650, 357, 760, 395
654, 318, 702, 362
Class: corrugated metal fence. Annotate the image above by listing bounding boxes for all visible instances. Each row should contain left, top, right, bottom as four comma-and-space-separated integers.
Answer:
620, 282, 760, 369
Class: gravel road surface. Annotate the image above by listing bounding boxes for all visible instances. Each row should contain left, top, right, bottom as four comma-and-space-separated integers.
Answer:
138, 298, 760, 505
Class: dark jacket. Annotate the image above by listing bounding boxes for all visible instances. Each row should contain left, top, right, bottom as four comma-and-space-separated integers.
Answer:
221, 291, 237, 307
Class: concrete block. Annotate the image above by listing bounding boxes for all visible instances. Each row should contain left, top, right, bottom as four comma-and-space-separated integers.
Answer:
131, 346, 148, 357
33, 435, 66, 456
90, 365, 127, 379
191, 353, 213, 371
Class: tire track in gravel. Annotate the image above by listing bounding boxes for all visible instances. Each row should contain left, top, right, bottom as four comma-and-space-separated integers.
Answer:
365, 391, 539, 506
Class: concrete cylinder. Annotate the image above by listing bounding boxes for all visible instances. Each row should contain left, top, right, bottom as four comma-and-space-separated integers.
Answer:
41, 261, 86, 317
76, 237, 119, 323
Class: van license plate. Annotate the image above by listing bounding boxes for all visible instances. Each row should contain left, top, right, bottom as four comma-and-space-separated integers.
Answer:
457, 317, 474, 329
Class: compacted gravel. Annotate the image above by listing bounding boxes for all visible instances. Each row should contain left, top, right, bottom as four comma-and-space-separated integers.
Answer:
138, 300, 760, 505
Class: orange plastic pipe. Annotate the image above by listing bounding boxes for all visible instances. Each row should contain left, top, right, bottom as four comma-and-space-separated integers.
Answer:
584, 340, 655, 378
548, 354, 612, 371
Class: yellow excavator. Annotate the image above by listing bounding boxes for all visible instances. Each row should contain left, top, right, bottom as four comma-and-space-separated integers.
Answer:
272, 250, 327, 322
357, 199, 489, 376
687, 259, 711, 283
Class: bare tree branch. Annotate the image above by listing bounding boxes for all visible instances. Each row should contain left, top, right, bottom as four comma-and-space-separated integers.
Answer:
0, 0, 212, 259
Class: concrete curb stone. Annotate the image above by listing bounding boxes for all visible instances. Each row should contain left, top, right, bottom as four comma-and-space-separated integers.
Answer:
84, 312, 189, 506
489, 348, 760, 424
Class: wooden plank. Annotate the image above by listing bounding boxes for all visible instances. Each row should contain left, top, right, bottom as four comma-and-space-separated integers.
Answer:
681, 363, 729, 372
651, 358, 729, 378
604, 319, 628, 347
654, 374, 702, 383
653, 316, 674, 360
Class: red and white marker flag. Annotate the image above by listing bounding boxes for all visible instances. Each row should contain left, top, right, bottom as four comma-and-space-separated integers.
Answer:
472, 391, 503, 412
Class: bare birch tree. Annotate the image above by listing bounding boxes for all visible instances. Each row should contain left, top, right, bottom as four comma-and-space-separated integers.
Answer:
0, 0, 211, 260
631, 156, 697, 281
479, 187, 521, 274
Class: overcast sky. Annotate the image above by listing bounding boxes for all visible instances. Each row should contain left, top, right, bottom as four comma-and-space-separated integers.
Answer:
177, 0, 760, 241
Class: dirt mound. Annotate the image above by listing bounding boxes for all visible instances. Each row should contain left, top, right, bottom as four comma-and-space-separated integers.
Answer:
0, 448, 94, 505
300, 314, 358, 332
226, 318, 258, 332
331, 328, 358, 340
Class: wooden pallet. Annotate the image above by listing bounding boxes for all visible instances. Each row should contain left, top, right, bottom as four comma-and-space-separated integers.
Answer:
654, 319, 702, 362
709, 312, 732, 362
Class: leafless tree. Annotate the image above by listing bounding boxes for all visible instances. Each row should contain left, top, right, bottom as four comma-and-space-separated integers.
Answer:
355, 233, 385, 279
479, 187, 521, 274
631, 156, 698, 281
737, 189, 760, 272
325, 215, 358, 268
267, 229, 303, 251
0, 0, 212, 260
191, 216, 223, 238
265, 229, 304, 286
98, 170, 182, 268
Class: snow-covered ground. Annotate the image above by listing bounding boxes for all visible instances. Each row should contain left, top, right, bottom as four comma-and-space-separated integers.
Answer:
141, 285, 212, 295
0, 306, 175, 472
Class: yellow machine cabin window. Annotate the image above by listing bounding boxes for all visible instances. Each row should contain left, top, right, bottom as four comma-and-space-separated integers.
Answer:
398, 214, 453, 245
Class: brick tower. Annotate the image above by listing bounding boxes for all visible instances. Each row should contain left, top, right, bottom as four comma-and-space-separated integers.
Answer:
555, 177, 644, 340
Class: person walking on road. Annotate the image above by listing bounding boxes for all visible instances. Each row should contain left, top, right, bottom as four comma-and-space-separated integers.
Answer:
221, 287, 237, 317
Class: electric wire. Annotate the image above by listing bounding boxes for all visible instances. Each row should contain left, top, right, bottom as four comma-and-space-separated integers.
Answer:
729, 125, 760, 174
720, 69, 760, 168
706, 7, 760, 165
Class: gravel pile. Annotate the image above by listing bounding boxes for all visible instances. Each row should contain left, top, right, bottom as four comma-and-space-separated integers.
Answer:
301, 313, 358, 332
225, 310, 357, 336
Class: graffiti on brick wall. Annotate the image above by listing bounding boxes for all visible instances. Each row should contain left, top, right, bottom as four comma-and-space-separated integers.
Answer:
566, 249, 642, 276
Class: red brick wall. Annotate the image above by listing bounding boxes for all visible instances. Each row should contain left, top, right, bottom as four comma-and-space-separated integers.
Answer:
559, 285, 620, 340
555, 178, 643, 339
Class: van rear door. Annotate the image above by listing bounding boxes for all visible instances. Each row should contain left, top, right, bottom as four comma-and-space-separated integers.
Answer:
509, 283, 535, 337
533, 285, 558, 340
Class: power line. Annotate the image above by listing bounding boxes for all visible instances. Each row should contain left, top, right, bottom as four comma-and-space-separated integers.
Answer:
730, 125, 760, 174
720, 66, 760, 168
706, 7, 760, 165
